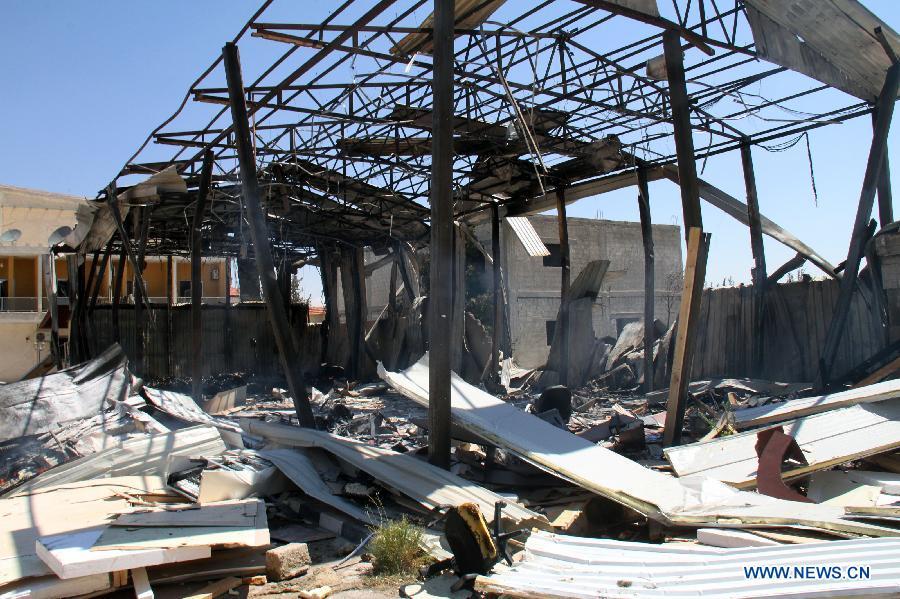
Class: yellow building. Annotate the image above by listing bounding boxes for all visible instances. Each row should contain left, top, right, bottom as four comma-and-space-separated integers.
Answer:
0, 184, 86, 381
0, 184, 230, 381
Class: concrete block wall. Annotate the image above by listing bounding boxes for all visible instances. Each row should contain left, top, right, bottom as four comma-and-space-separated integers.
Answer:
495, 215, 682, 368
342, 215, 683, 370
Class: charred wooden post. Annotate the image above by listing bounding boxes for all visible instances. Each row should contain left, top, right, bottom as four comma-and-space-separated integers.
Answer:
224, 41, 316, 428
637, 167, 655, 392
89, 244, 112, 313
106, 183, 151, 325
224, 257, 234, 371
66, 255, 82, 364
166, 255, 174, 377
319, 247, 341, 366
490, 203, 502, 383
428, 0, 455, 469
191, 151, 214, 404
133, 208, 150, 375
741, 141, 767, 377
277, 260, 293, 310
340, 246, 367, 379
663, 30, 706, 446
664, 228, 710, 447
555, 185, 571, 386
664, 32, 703, 237
42, 254, 62, 369
819, 62, 900, 387
238, 259, 262, 301
111, 246, 126, 344
450, 227, 466, 374
86, 243, 112, 358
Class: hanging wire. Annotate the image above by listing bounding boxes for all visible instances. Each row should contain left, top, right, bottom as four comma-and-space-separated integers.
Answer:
759, 132, 818, 205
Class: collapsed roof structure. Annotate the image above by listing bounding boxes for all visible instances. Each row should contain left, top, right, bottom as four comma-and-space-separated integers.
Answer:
63, 0, 900, 460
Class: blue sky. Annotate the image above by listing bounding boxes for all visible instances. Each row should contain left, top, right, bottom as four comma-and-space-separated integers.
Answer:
2, 1, 899, 302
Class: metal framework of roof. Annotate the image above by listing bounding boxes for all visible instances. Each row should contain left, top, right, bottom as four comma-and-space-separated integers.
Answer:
80, 0, 899, 264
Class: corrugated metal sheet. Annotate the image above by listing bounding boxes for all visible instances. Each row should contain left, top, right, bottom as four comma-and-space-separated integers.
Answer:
664, 400, 900, 486
506, 216, 550, 257
477, 531, 900, 598
733, 378, 900, 429
378, 358, 895, 537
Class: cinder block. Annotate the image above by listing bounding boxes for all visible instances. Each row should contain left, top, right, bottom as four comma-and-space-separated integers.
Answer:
266, 542, 311, 581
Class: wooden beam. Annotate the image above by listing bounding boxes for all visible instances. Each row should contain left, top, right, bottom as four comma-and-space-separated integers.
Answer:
166, 255, 174, 377
224, 257, 234, 372
111, 246, 126, 344
223, 41, 316, 428
428, 0, 455, 470
741, 141, 767, 377
319, 247, 341, 366
819, 62, 900, 387
490, 203, 502, 384
133, 208, 150, 375
88, 244, 112, 314
663, 227, 710, 447
637, 167, 655, 393
191, 151, 214, 404
663, 30, 703, 236
556, 185, 571, 386
340, 246, 367, 379
767, 252, 806, 286
450, 227, 466, 374
874, 109, 894, 226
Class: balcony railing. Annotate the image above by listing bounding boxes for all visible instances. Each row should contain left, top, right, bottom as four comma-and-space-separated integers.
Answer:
0, 297, 45, 312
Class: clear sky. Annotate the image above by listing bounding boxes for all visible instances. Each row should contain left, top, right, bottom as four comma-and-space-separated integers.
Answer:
2, 1, 900, 303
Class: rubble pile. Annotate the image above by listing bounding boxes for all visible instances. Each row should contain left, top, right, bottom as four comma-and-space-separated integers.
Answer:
1, 343, 899, 598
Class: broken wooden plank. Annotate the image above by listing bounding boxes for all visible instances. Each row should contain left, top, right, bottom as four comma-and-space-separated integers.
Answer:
93, 499, 269, 551
36, 528, 210, 579
132, 566, 154, 599
665, 401, 900, 487
664, 227, 710, 446
732, 378, 900, 429
181, 576, 242, 599
0, 476, 171, 586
